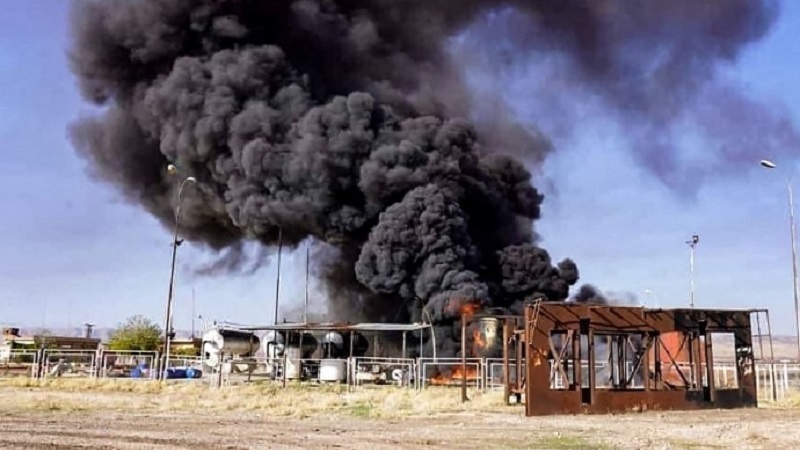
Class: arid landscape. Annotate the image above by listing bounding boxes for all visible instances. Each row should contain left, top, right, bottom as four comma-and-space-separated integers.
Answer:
0, 380, 798, 450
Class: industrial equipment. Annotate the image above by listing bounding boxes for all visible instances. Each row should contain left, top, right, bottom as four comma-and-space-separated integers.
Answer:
201, 326, 260, 374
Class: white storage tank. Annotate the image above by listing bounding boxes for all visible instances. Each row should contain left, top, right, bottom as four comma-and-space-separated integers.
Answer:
319, 359, 347, 382
261, 330, 286, 359
284, 347, 302, 379
202, 327, 260, 368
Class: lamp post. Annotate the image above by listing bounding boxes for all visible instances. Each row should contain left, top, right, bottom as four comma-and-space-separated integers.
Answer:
760, 159, 800, 358
685, 234, 699, 308
162, 164, 196, 380
273, 227, 283, 326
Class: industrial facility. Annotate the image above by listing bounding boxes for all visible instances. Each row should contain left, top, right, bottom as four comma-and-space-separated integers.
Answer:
189, 300, 779, 415
1, 301, 784, 415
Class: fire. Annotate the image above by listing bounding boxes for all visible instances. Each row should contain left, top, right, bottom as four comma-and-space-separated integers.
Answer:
460, 301, 480, 317
472, 329, 486, 350
428, 366, 480, 386
444, 298, 482, 318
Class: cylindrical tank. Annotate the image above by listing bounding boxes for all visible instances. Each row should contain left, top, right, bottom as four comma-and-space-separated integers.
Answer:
478, 317, 501, 352
202, 328, 261, 367
285, 332, 318, 358
319, 359, 347, 382
261, 331, 286, 359
284, 346, 302, 379
321, 331, 345, 358
320, 331, 369, 358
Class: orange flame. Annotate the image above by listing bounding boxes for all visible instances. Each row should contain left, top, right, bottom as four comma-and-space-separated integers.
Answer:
444, 298, 483, 319
460, 301, 480, 317
428, 366, 480, 386
472, 329, 487, 358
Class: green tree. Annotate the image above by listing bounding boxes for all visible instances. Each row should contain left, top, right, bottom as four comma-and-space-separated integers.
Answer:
107, 315, 161, 351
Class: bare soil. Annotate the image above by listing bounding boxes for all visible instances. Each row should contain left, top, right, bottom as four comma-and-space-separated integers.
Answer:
0, 383, 797, 449
1, 406, 798, 449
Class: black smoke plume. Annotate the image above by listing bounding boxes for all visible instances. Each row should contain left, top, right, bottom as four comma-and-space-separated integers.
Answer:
67, 0, 781, 356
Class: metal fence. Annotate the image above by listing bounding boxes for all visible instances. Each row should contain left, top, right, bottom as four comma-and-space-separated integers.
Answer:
0, 348, 209, 381
100, 350, 159, 379
3, 347, 798, 404
0, 350, 39, 377
755, 361, 800, 402
40, 350, 97, 379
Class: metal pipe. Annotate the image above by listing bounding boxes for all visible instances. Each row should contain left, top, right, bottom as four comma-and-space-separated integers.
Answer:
422, 307, 437, 361
461, 317, 468, 402
689, 245, 696, 308
304, 242, 310, 324
191, 287, 196, 339
162, 176, 195, 380
685, 235, 699, 308
273, 227, 283, 326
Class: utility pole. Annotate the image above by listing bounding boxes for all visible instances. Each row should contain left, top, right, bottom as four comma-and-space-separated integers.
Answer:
685, 234, 700, 308
191, 287, 196, 339
304, 242, 310, 324
162, 165, 196, 380
273, 227, 283, 326
788, 181, 800, 359
760, 159, 800, 359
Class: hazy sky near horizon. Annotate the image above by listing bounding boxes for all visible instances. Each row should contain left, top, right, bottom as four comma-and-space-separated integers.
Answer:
2, 2, 800, 335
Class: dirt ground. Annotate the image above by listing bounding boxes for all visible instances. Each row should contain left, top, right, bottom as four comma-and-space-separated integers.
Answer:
0, 383, 798, 449
2, 408, 799, 450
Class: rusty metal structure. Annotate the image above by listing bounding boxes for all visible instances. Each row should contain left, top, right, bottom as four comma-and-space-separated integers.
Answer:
502, 302, 770, 415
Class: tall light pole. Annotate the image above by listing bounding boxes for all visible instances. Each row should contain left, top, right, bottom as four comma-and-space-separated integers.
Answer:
191, 287, 196, 339
760, 159, 800, 358
685, 234, 699, 308
304, 241, 310, 324
273, 227, 283, 326
162, 164, 196, 380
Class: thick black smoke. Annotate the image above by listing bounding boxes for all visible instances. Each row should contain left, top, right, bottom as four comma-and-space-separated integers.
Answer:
67, 0, 781, 356
456, 1, 789, 194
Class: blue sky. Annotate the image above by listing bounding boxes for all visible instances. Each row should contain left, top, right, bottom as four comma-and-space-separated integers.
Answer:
2, 2, 800, 335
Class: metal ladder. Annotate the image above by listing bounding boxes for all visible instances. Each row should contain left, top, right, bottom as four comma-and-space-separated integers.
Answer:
529, 298, 543, 334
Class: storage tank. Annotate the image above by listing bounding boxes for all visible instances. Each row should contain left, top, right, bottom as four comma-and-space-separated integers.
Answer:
320, 331, 369, 358
477, 317, 501, 355
261, 331, 286, 359
202, 327, 260, 368
319, 359, 347, 382
283, 332, 318, 380
285, 332, 318, 358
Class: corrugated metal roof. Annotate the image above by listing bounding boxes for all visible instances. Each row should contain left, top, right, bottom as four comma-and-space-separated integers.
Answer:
213, 321, 432, 332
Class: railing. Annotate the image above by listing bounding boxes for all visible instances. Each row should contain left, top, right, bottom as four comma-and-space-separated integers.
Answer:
4, 348, 798, 403
0, 350, 39, 377
755, 361, 800, 402
350, 357, 416, 388
100, 350, 159, 379
39, 349, 98, 379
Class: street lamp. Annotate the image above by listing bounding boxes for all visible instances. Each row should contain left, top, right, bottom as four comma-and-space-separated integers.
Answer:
685, 234, 700, 308
760, 159, 800, 358
162, 165, 196, 380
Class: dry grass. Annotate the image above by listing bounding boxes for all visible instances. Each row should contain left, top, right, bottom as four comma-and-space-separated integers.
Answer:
767, 388, 800, 409
0, 378, 509, 418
